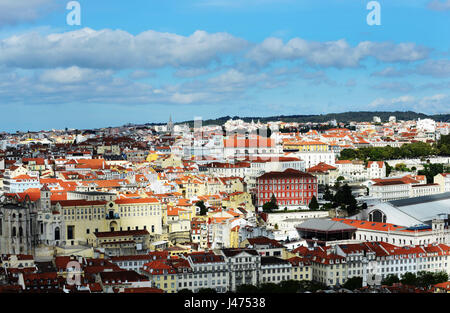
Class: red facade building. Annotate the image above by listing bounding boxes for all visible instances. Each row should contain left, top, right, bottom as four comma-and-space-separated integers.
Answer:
256, 168, 318, 208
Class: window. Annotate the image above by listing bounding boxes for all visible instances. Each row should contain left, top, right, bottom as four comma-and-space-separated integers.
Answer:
67, 226, 75, 240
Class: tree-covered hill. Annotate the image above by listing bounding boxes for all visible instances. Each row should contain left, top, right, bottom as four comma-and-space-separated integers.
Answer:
180, 111, 450, 127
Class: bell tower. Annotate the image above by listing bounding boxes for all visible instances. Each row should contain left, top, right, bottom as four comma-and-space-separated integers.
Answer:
40, 184, 51, 211
167, 115, 174, 135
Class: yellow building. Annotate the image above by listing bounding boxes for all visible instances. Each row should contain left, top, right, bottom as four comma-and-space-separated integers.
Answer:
90, 229, 151, 250
229, 225, 240, 248
142, 260, 177, 293
434, 173, 450, 193
164, 244, 192, 257
287, 257, 312, 281
283, 140, 329, 152
223, 191, 254, 212
55, 197, 163, 246
96, 144, 121, 156
161, 155, 183, 168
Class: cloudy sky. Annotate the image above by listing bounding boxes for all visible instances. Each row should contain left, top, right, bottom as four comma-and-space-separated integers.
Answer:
0, 0, 449, 131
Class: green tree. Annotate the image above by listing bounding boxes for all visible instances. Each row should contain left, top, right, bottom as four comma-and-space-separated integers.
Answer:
385, 162, 393, 176
334, 184, 356, 207
236, 284, 259, 293
342, 277, 363, 290
263, 194, 279, 212
418, 163, 449, 184
259, 283, 280, 293
323, 185, 333, 201
337, 139, 448, 161
400, 272, 417, 286
308, 195, 319, 210
395, 163, 409, 172
298, 280, 327, 292
433, 271, 449, 285
416, 271, 436, 289
416, 271, 449, 289
278, 280, 301, 293
382, 274, 400, 286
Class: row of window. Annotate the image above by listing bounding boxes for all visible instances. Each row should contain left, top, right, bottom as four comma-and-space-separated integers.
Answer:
178, 279, 227, 288
260, 184, 315, 191
263, 276, 290, 282
260, 179, 314, 184
261, 268, 289, 274
260, 191, 315, 198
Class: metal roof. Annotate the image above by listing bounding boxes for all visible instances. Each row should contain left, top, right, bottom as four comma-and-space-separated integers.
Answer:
389, 192, 450, 207
366, 193, 450, 226
296, 219, 357, 232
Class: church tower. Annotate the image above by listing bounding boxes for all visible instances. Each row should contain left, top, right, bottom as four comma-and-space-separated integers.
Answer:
40, 184, 51, 211
167, 115, 174, 134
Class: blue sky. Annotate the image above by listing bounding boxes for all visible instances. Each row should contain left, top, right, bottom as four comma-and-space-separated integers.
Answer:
0, 0, 449, 132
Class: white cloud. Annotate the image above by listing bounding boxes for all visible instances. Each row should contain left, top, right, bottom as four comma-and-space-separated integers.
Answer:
427, 0, 450, 11
371, 60, 450, 78
0, 67, 272, 107
368, 94, 449, 114
371, 67, 407, 77
0, 0, 60, 27
368, 95, 415, 108
0, 28, 432, 73
416, 60, 450, 78
247, 38, 429, 68
372, 81, 415, 93
173, 68, 212, 78
39, 66, 113, 84
0, 28, 248, 70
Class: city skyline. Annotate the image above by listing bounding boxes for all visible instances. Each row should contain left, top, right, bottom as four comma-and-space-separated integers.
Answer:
0, 0, 449, 131
1, 109, 449, 133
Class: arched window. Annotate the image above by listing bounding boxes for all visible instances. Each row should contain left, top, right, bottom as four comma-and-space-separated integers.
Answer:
369, 210, 386, 223
55, 227, 60, 241
19, 227, 23, 237
12, 227, 16, 237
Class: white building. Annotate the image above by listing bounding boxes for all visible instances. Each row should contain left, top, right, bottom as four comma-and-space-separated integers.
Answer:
220, 248, 261, 292
335, 160, 366, 182
295, 151, 335, 169
369, 176, 440, 202
260, 256, 292, 284
184, 251, 230, 293
366, 161, 386, 179
435, 173, 450, 193
417, 118, 436, 133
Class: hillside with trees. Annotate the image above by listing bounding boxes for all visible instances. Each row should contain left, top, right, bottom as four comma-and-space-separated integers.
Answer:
339, 135, 450, 161
182, 111, 450, 127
